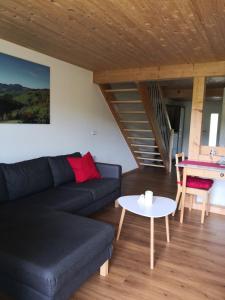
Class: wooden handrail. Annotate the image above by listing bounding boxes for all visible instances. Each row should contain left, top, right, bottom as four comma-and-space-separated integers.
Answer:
149, 82, 171, 152
138, 82, 174, 172
157, 82, 172, 131
138, 82, 169, 170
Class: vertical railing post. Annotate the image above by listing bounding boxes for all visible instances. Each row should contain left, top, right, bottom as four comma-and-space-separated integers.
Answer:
148, 82, 174, 171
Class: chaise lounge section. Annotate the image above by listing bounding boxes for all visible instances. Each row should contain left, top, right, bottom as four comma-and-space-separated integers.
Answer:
0, 153, 121, 300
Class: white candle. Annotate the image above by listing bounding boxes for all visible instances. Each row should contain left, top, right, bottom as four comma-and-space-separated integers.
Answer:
145, 190, 153, 206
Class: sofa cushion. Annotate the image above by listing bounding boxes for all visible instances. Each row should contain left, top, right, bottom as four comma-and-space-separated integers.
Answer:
76, 189, 121, 217
1, 157, 53, 201
186, 176, 214, 190
67, 152, 101, 183
61, 178, 120, 200
48, 152, 81, 187
0, 208, 114, 298
0, 164, 8, 202
20, 188, 93, 213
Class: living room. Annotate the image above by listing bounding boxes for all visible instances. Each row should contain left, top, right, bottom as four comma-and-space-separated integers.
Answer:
0, 1, 225, 300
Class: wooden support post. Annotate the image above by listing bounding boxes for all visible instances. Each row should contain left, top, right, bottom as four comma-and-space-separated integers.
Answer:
150, 217, 154, 270
114, 199, 119, 208
180, 168, 187, 223
100, 260, 109, 277
189, 195, 194, 211
201, 195, 207, 224
206, 195, 210, 216
116, 208, 126, 241
219, 88, 225, 146
188, 77, 205, 160
173, 187, 182, 216
165, 215, 170, 243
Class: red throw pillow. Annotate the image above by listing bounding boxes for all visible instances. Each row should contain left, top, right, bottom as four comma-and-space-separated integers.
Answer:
67, 152, 101, 183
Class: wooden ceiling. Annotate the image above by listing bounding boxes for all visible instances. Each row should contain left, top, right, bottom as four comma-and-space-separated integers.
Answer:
0, 0, 225, 71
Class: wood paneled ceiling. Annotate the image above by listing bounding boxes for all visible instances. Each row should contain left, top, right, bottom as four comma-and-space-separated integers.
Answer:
0, 0, 225, 71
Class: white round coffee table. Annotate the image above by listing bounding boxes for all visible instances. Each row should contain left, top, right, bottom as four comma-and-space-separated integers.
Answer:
116, 195, 176, 269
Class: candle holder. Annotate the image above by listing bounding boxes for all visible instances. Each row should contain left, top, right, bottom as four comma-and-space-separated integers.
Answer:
137, 191, 153, 207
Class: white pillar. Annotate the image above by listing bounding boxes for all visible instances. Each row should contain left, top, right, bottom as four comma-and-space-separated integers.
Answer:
219, 88, 225, 147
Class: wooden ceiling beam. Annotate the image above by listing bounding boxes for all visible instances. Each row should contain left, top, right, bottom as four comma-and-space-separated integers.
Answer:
163, 87, 224, 99
93, 61, 225, 84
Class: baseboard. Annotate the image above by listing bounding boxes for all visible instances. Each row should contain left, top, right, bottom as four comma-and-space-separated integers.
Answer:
122, 168, 139, 177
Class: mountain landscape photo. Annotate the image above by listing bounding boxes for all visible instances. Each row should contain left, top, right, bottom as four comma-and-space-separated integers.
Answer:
0, 53, 50, 124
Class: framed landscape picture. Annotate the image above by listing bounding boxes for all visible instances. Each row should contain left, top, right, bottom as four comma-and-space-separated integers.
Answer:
0, 53, 50, 124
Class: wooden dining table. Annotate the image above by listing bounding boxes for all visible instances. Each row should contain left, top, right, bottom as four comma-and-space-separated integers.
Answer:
177, 160, 225, 223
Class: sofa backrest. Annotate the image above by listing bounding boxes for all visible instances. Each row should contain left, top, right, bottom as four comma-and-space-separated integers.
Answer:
1, 157, 53, 201
0, 164, 9, 203
48, 152, 81, 187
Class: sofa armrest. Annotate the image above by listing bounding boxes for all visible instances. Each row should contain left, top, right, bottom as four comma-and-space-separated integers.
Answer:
95, 162, 122, 179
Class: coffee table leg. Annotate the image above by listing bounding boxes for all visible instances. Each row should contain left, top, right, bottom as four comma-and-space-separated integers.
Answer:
116, 208, 126, 241
150, 217, 154, 270
165, 215, 170, 243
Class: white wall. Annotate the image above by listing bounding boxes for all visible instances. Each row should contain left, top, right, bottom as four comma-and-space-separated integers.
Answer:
0, 39, 137, 173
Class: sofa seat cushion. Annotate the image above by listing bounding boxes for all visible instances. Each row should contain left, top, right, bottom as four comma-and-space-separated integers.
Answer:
178, 176, 214, 190
23, 188, 93, 213
61, 178, 120, 200
186, 176, 214, 190
20, 188, 93, 213
0, 208, 114, 297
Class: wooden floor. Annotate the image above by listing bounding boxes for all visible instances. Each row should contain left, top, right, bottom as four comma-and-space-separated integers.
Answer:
1, 167, 225, 300
74, 167, 225, 300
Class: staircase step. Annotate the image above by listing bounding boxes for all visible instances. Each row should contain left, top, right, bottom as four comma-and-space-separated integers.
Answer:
128, 137, 155, 140
111, 100, 141, 104
119, 111, 145, 114
105, 88, 138, 93
99, 82, 172, 173
131, 144, 158, 148
124, 129, 152, 132
137, 157, 163, 162
120, 120, 148, 124
140, 163, 165, 168
134, 151, 161, 155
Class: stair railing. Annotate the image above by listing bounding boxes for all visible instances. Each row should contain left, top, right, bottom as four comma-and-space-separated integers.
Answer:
148, 83, 174, 172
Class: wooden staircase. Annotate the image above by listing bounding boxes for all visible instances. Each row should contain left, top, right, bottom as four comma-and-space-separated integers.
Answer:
99, 82, 174, 172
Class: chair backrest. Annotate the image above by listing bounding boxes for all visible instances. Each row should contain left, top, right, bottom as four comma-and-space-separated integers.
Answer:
175, 152, 184, 186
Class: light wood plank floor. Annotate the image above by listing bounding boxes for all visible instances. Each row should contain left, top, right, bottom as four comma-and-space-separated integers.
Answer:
1, 168, 225, 300
73, 167, 225, 300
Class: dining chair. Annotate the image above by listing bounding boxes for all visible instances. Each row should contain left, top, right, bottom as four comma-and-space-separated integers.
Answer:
173, 152, 214, 224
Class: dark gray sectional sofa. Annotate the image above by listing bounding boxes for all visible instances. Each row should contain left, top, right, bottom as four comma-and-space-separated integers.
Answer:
0, 153, 121, 300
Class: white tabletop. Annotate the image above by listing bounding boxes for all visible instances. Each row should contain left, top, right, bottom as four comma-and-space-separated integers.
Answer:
118, 195, 176, 218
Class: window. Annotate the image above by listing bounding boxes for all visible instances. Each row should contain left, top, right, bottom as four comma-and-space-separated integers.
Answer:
208, 113, 219, 147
